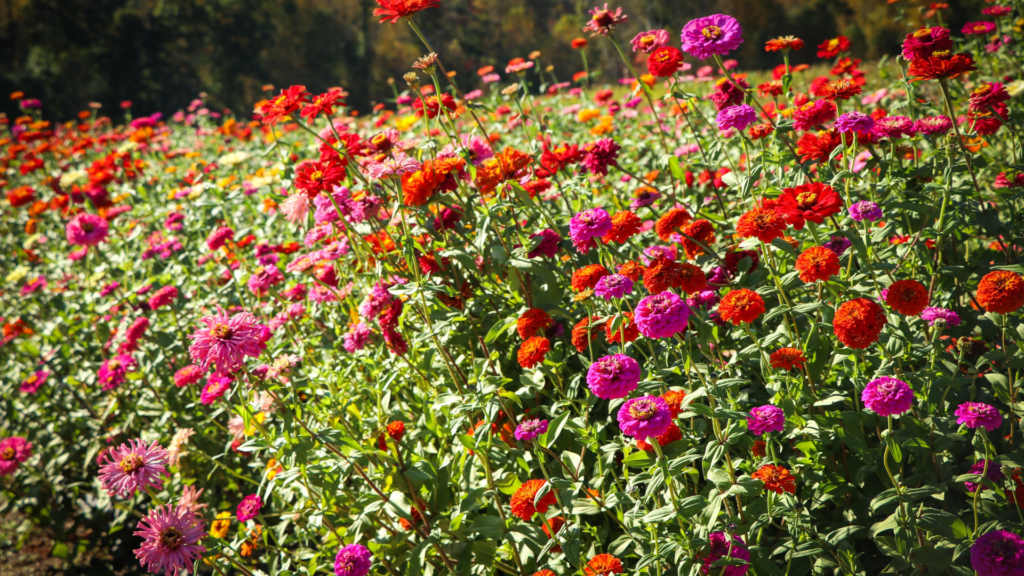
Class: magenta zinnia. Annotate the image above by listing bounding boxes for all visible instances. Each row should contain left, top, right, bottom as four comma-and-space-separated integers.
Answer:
133, 503, 207, 576
188, 307, 269, 375
98, 439, 169, 498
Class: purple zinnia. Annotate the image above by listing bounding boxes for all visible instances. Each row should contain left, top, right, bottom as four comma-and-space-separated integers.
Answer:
237, 494, 263, 522
956, 402, 1003, 431
920, 307, 961, 327
19, 370, 49, 394
148, 286, 179, 310
681, 14, 744, 60
569, 208, 613, 254
0, 437, 32, 476
971, 530, 1024, 576
716, 104, 757, 131
823, 236, 853, 256
133, 503, 207, 576
965, 460, 1005, 493
65, 213, 109, 247
862, 377, 914, 417
595, 274, 633, 300
848, 201, 882, 222
528, 229, 561, 259
98, 354, 138, 391
635, 292, 690, 339
188, 307, 269, 375
335, 543, 373, 576
835, 111, 875, 134
514, 418, 549, 441
617, 396, 672, 440
702, 532, 751, 576
343, 322, 372, 353
586, 354, 641, 399
747, 405, 785, 436
98, 439, 169, 498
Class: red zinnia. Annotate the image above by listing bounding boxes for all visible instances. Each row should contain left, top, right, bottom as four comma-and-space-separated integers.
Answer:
636, 422, 683, 452
795, 246, 841, 283
907, 52, 976, 81
833, 298, 886, 349
573, 316, 605, 352
737, 207, 786, 243
294, 160, 345, 199
796, 130, 842, 163
814, 79, 862, 101
977, 270, 1024, 314
605, 312, 639, 344
510, 479, 557, 520
884, 279, 929, 316
775, 182, 843, 230
518, 337, 550, 369
643, 257, 682, 295
719, 289, 766, 325
817, 36, 850, 58
413, 93, 457, 119
769, 348, 806, 371
677, 263, 708, 295
765, 36, 804, 52
541, 516, 565, 552
752, 464, 797, 494
647, 46, 684, 78
387, 421, 406, 441
517, 308, 553, 340
373, 0, 439, 24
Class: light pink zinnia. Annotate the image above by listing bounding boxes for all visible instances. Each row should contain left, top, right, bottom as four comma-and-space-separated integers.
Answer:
133, 503, 206, 576
66, 213, 109, 246
188, 307, 269, 375
98, 439, 169, 498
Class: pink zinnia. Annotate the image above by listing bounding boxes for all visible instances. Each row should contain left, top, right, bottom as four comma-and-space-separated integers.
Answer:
237, 494, 263, 522
66, 213, 109, 246
528, 229, 561, 259
635, 292, 690, 339
0, 436, 32, 476
335, 543, 373, 576
956, 402, 1003, 431
188, 307, 269, 375
862, 377, 914, 417
133, 503, 207, 576
747, 405, 785, 436
681, 14, 744, 60
514, 418, 549, 441
200, 374, 233, 405
617, 396, 672, 440
98, 354, 138, 391
19, 370, 49, 394
206, 226, 234, 250
873, 116, 915, 139
98, 439, 169, 498
173, 365, 204, 388
569, 208, 613, 254
586, 354, 641, 399
631, 29, 670, 53
343, 322, 372, 353
582, 138, 621, 176
702, 532, 751, 576
914, 115, 952, 135
148, 286, 179, 310
247, 265, 284, 295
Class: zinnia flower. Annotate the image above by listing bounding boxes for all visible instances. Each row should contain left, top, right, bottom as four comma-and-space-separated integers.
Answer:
752, 464, 796, 494
200, 374, 233, 405
965, 460, 1004, 493
585, 553, 624, 576
956, 402, 1003, 431
582, 4, 628, 36
681, 14, 744, 60
373, 0, 439, 24
510, 479, 557, 520
907, 52, 976, 81
748, 405, 785, 436
977, 270, 1024, 314
514, 419, 549, 441
98, 439, 169, 498
569, 208, 613, 253
237, 494, 263, 522
595, 274, 633, 300
884, 279, 929, 316
583, 138, 621, 176
775, 182, 843, 230
848, 201, 882, 222
66, 213, 109, 246
148, 286, 179, 310
98, 354, 138, 391
647, 46, 684, 78
795, 246, 840, 283
173, 365, 204, 388
631, 29, 670, 53
835, 111, 874, 134
833, 298, 886, 349
133, 503, 207, 576
716, 104, 757, 131
736, 207, 786, 242
701, 532, 750, 576
188, 307, 269, 375
862, 377, 914, 416
635, 292, 690, 339
769, 348, 806, 371
19, 370, 49, 394
792, 100, 836, 132
902, 27, 952, 59
586, 354, 641, 399
636, 422, 683, 452
0, 437, 32, 476
718, 289, 765, 325
914, 115, 952, 135
920, 307, 960, 327
816, 36, 850, 58
971, 530, 1024, 576
335, 544, 373, 576
206, 226, 234, 251
617, 396, 672, 440
518, 337, 550, 368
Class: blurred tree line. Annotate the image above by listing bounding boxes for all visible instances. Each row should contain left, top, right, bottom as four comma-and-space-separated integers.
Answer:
0, 0, 988, 120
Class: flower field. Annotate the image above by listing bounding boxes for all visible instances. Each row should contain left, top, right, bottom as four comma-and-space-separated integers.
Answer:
5, 2, 1024, 575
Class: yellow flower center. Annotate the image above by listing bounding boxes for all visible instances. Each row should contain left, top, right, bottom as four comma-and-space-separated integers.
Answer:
159, 527, 184, 550
119, 453, 144, 474
210, 323, 233, 339
629, 399, 657, 421
701, 25, 723, 40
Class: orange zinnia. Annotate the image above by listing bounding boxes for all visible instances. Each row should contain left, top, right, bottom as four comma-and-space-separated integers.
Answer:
510, 479, 557, 520
884, 279, 929, 316
769, 348, 806, 371
907, 52, 976, 80
833, 298, 886, 349
602, 210, 642, 244
475, 148, 532, 194
680, 219, 716, 259
585, 554, 624, 576
605, 312, 639, 344
765, 36, 804, 52
571, 264, 609, 292
572, 316, 605, 352
814, 79, 862, 101
662, 389, 686, 417
517, 337, 550, 369
719, 289, 766, 325
517, 308, 553, 340
977, 270, 1024, 313
752, 464, 797, 494
795, 246, 840, 283
736, 207, 786, 243
655, 208, 692, 241
677, 263, 708, 295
